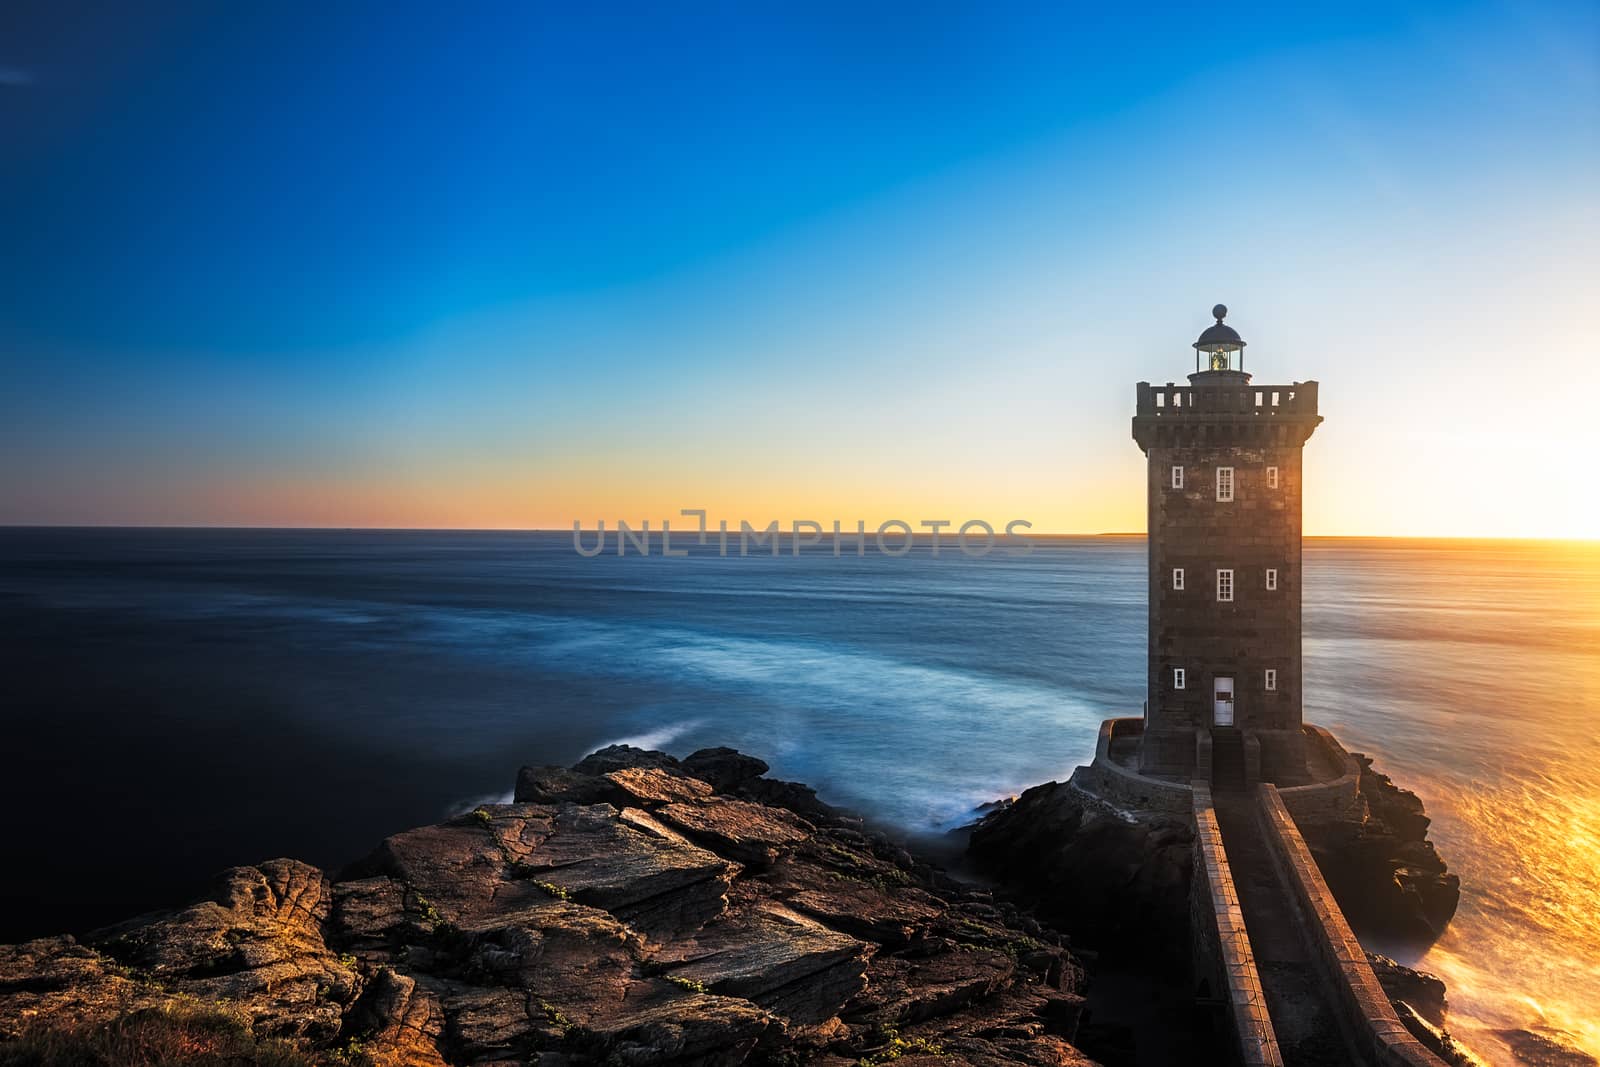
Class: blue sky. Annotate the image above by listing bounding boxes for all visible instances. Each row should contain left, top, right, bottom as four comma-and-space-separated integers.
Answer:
2, 2, 1597, 534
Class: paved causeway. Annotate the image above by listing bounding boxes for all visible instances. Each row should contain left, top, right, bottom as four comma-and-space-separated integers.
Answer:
1212, 792, 1356, 1067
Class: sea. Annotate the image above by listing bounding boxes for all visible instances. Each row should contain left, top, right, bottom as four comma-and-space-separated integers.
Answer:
0, 528, 1595, 1064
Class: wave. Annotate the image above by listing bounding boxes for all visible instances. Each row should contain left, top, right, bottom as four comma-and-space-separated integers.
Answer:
593, 718, 707, 754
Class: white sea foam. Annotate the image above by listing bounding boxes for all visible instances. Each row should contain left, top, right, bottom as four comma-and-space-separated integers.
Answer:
592, 718, 706, 754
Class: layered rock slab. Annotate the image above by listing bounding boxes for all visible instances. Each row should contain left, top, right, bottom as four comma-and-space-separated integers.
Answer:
0, 746, 1092, 1066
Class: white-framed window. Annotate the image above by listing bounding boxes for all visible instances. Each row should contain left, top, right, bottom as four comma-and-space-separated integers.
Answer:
1216, 466, 1234, 501
1173, 667, 1186, 690
1171, 465, 1184, 489
1217, 568, 1234, 602
1172, 567, 1185, 590
1266, 568, 1278, 591
1267, 465, 1280, 489
1265, 669, 1278, 691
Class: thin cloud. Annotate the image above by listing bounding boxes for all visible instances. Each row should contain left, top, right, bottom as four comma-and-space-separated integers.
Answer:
0, 66, 35, 88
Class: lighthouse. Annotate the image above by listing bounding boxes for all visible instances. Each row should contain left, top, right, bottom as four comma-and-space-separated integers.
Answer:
1131, 306, 1323, 787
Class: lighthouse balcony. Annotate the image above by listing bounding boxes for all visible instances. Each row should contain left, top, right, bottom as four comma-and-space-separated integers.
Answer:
1135, 380, 1319, 417
1132, 380, 1324, 449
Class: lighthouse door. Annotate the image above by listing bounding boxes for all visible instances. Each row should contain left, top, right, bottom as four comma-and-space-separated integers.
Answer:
1213, 677, 1235, 726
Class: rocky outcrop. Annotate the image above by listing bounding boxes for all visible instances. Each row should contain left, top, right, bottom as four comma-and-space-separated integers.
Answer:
968, 751, 1461, 962
0, 748, 1093, 1066
1366, 953, 1447, 1027
679, 748, 771, 793
1364, 953, 1491, 1065
968, 754, 1477, 1064
1392, 1002, 1490, 1067
1299, 755, 1461, 947
965, 780, 1194, 965
1492, 1028, 1599, 1067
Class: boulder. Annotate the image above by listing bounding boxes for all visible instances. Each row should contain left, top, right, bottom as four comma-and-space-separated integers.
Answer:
1392, 1001, 1489, 1066
648, 902, 871, 1024
735, 776, 852, 825
515, 765, 622, 805
967, 780, 1194, 964
1367, 952, 1447, 1026
654, 798, 811, 868
342, 967, 449, 1067
680, 748, 770, 793
572, 745, 684, 777
583, 985, 772, 1067
604, 768, 715, 806
90, 859, 358, 1041
0, 936, 153, 1039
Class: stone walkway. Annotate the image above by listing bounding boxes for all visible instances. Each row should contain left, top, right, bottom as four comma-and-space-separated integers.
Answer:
1212, 793, 1356, 1067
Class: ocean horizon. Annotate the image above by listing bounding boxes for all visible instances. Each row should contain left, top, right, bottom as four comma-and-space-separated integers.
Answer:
3, 528, 1596, 1063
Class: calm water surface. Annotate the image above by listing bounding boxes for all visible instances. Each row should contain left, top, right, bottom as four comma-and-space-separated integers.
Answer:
1, 530, 1595, 1063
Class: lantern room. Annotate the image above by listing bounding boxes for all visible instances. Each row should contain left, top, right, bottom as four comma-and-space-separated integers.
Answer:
1192, 304, 1248, 380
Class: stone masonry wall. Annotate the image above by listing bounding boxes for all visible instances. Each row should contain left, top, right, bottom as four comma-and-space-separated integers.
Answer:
1191, 782, 1283, 1067
1277, 726, 1366, 824
1255, 786, 1445, 1067
1072, 718, 1194, 814
1140, 422, 1310, 779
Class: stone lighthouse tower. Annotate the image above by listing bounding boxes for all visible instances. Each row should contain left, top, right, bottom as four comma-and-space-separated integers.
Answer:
1131, 306, 1323, 786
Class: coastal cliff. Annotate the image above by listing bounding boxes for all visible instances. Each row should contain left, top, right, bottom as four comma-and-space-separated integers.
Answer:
966, 749, 1472, 1064
0, 747, 1095, 1067
1297, 756, 1460, 946
966, 749, 1459, 961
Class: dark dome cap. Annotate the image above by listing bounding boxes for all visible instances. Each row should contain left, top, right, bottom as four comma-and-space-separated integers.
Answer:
1194, 304, 1246, 351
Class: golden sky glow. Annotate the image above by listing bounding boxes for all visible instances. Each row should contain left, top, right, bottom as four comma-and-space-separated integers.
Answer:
3, 3, 1595, 539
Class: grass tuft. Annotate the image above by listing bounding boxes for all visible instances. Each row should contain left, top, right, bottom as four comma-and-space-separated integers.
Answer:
0, 1002, 346, 1067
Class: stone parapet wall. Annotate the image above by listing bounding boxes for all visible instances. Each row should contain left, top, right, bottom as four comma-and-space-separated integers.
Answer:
1191, 783, 1283, 1067
1070, 762, 1193, 815
1276, 725, 1366, 825
1255, 786, 1445, 1067
1074, 718, 1193, 814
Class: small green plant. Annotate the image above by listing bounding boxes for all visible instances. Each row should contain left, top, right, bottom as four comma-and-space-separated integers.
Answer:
337, 953, 359, 970
665, 975, 710, 994
816, 843, 913, 892
532, 880, 570, 901
865, 870, 910, 892
954, 918, 995, 940
329, 1035, 374, 1065
412, 893, 444, 925
857, 1028, 945, 1065
538, 1000, 574, 1032
471, 807, 494, 828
